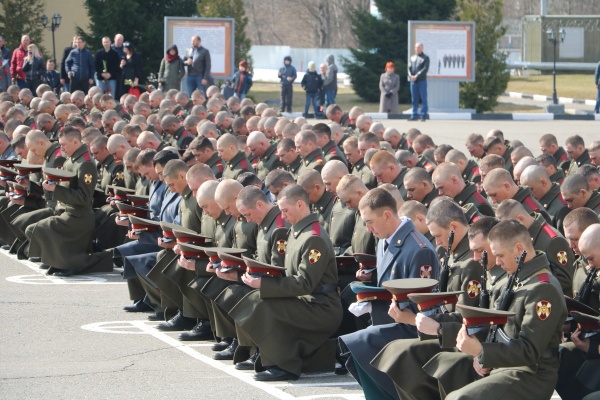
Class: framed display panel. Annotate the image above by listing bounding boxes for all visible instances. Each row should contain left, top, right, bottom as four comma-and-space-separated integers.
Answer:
408, 21, 476, 82
164, 17, 235, 78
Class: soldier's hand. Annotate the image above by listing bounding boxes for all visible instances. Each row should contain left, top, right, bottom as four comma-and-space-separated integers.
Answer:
472, 356, 491, 377
126, 231, 140, 240
388, 302, 416, 325
356, 269, 372, 281
157, 237, 175, 249
242, 272, 261, 289
415, 314, 440, 335
15, 176, 29, 188
216, 269, 239, 282
456, 325, 483, 357
11, 197, 25, 206
571, 328, 590, 353
178, 256, 195, 271
172, 244, 181, 255
115, 216, 129, 226
206, 262, 218, 273
42, 180, 56, 192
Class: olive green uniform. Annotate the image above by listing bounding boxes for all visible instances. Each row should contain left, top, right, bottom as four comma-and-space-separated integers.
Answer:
203, 152, 225, 179
584, 191, 600, 215
567, 150, 591, 176
351, 159, 377, 190
539, 183, 570, 234
513, 186, 552, 224
453, 182, 494, 217
421, 187, 439, 208
416, 156, 436, 176
255, 143, 284, 181
462, 160, 481, 184
528, 213, 574, 296
422, 252, 566, 400
286, 156, 302, 179
230, 213, 343, 376
222, 150, 253, 180
322, 139, 348, 165
549, 169, 566, 185
311, 191, 336, 233
26, 145, 113, 273
94, 155, 127, 249
328, 198, 355, 254
298, 148, 325, 176
391, 167, 409, 198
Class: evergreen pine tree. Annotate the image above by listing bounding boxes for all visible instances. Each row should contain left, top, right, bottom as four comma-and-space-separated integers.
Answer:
78, 0, 198, 78
457, 0, 509, 113
0, 0, 45, 55
343, 0, 456, 103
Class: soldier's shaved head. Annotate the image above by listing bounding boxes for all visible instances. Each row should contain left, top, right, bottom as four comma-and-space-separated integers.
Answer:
107, 134, 130, 152
578, 224, 600, 259
562, 174, 589, 195
432, 162, 461, 182
196, 180, 219, 202
217, 133, 238, 148
297, 169, 323, 189
513, 156, 537, 183
483, 169, 515, 190
321, 160, 349, 194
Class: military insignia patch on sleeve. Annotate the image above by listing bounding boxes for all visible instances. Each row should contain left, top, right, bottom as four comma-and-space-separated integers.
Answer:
115, 171, 124, 182
536, 300, 551, 320
557, 251, 568, 266
276, 239, 287, 254
84, 174, 93, 184
467, 280, 481, 298
420, 265, 432, 278
308, 249, 321, 264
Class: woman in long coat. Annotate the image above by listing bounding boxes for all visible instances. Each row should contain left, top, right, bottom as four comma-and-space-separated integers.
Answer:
379, 61, 400, 114
158, 44, 185, 91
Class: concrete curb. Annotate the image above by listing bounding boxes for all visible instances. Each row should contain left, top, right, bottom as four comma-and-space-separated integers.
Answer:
504, 91, 597, 107
286, 112, 600, 121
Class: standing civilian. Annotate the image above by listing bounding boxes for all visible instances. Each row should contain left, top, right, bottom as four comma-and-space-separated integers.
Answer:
120, 42, 144, 97
323, 54, 338, 108
232, 60, 252, 99
408, 42, 429, 121
0, 35, 11, 65
183, 35, 211, 95
22, 44, 45, 93
10, 35, 31, 89
45, 60, 61, 94
112, 33, 125, 97
379, 62, 400, 114
65, 36, 95, 93
0, 35, 10, 92
301, 61, 323, 119
278, 56, 296, 113
158, 44, 184, 91
95, 36, 120, 96
60, 36, 77, 93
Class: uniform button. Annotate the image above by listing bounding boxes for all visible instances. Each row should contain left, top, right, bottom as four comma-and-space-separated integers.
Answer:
458, 201, 463, 205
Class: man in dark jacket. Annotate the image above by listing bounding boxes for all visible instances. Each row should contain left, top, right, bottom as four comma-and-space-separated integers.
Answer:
301, 61, 323, 118
65, 36, 95, 93
60, 36, 77, 93
408, 42, 430, 121
0, 35, 11, 65
278, 55, 296, 113
95, 36, 120, 96
323, 54, 338, 109
183, 35, 211, 95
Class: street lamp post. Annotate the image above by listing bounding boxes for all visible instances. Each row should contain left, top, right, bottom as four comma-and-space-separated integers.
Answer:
41, 13, 62, 62
545, 27, 566, 105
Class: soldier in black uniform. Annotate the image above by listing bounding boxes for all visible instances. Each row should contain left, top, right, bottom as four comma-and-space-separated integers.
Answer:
565, 135, 591, 176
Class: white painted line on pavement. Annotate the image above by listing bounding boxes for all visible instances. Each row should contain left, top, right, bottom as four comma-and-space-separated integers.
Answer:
81, 320, 363, 400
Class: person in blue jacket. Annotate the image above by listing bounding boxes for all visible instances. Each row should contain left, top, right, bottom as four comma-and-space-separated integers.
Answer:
278, 55, 296, 113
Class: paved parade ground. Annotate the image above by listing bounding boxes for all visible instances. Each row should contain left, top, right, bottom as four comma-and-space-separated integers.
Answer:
1, 118, 593, 399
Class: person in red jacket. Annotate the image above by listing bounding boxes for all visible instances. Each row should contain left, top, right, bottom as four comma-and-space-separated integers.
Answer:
10, 35, 31, 89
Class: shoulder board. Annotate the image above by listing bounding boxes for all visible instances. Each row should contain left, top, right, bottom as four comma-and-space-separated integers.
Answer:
559, 153, 568, 162
537, 273, 550, 283
471, 165, 480, 176
541, 223, 558, 239
240, 158, 248, 169
424, 162, 433, 172
216, 162, 224, 171
473, 191, 486, 204
316, 157, 323, 164
311, 221, 321, 236
54, 147, 62, 157
329, 147, 337, 155
275, 212, 285, 228
410, 231, 428, 248
523, 195, 540, 211
83, 152, 92, 161
557, 192, 567, 205
471, 215, 479, 223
